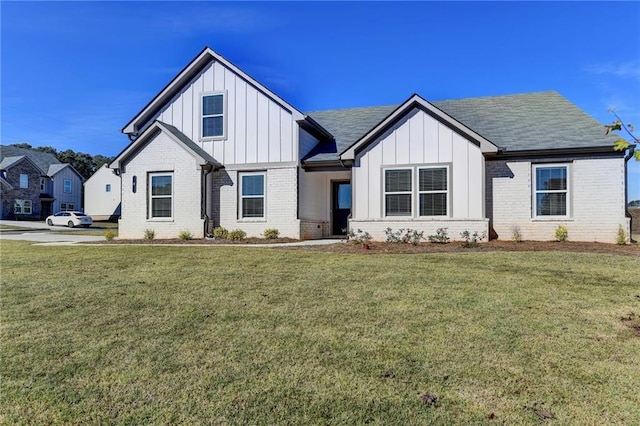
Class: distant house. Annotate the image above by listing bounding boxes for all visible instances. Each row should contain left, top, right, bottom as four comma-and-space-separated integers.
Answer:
110, 47, 631, 242
84, 164, 121, 220
0, 145, 84, 219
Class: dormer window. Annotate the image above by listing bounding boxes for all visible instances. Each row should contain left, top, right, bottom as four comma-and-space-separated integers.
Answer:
201, 93, 225, 139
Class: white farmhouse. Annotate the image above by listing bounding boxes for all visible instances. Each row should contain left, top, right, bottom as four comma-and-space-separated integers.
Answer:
84, 164, 121, 221
110, 47, 632, 242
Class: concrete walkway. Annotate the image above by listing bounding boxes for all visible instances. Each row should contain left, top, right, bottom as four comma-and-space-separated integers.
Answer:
0, 220, 344, 247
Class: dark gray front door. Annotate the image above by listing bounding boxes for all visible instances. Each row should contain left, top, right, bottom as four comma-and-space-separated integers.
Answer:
332, 181, 351, 235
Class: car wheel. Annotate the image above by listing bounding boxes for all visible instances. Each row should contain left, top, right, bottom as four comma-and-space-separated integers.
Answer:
67, 221, 75, 228
47, 219, 53, 226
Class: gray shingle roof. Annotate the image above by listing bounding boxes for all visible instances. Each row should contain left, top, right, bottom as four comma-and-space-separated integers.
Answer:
0, 145, 61, 173
305, 91, 617, 163
0, 156, 27, 170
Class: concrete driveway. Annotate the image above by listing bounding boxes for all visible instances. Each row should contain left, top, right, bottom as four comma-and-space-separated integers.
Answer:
0, 220, 105, 245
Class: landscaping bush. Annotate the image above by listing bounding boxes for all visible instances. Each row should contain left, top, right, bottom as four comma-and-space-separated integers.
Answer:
104, 230, 116, 241
347, 228, 372, 246
263, 228, 280, 239
428, 227, 450, 244
228, 229, 247, 241
511, 225, 522, 243
555, 225, 568, 242
460, 230, 486, 248
143, 229, 155, 240
178, 230, 193, 241
213, 227, 228, 239
616, 225, 628, 245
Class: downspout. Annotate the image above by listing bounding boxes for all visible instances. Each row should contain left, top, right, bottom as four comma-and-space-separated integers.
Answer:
624, 145, 635, 241
201, 164, 214, 237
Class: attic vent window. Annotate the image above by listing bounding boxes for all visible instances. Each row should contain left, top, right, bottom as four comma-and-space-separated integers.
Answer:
202, 93, 225, 139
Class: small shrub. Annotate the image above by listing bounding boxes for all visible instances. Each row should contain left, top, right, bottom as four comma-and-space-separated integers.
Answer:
511, 225, 522, 243
213, 226, 228, 239
178, 230, 193, 241
104, 229, 116, 241
143, 229, 155, 240
404, 229, 425, 246
228, 229, 247, 241
384, 227, 404, 243
554, 225, 568, 242
428, 227, 450, 244
460, 229, 486, 248
263, 228, 280, 239
347, 228, 372, 245
616, 225, 628, 245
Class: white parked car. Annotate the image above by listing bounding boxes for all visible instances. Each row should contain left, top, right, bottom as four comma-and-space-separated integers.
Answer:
46, 211, 93, 228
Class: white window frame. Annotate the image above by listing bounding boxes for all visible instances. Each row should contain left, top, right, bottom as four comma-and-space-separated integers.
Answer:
14, 200, 31, 214
532, 163, 571, 219
60, 203, 74, 212
201, 92, 226, 140
239, 172, 266, 220
63, 179, 72, 193
383, 168, 413, 217
20, 174, 28, 188
149, 172, 174, 220
418, 166, 449, 218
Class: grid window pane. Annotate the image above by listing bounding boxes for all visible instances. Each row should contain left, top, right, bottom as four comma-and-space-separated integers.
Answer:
203, 95, 223, 115
242, 198, 264, 218
536, 167, 566, 191
420, 193, 447, 216
385, 194, 412, 216
242, 175, 264, 196
152, 198, 172, 217
151, 176, 172, 196
536, 193, 567, 216
385, 170, 412, 192
203, 116, 224, 137
419, 168, 447, 191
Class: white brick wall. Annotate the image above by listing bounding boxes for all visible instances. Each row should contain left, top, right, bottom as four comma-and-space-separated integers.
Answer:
209, 166, 300, 238
119, 132, 205, 239
486, 157, 629, 243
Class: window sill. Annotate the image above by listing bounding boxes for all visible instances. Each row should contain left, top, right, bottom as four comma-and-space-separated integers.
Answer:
531, 217, 573, 222
200, 136, 226, 142
238, 218, 266, 223
147, 218, 174, 222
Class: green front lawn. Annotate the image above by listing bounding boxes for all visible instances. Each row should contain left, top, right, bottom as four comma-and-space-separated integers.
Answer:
1, 242, 639, 424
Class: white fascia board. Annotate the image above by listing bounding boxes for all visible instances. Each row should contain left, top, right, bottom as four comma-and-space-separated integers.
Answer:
340, 95, 498, 161
122, 47, 304, 134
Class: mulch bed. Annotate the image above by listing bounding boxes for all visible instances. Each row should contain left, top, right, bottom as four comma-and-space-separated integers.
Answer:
91, 237, 640, 256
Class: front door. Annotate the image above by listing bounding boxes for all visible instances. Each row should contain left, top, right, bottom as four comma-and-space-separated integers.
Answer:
332, 181, 351, 235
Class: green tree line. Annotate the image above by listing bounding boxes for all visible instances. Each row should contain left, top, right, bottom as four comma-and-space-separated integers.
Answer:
10, 143, 114, 180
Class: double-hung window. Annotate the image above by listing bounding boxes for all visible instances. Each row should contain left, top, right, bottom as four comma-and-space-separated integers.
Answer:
61, 202, 74, 211
63, 179, 72, 193
14, 200, 31, 214
20, 174, 28, 188
419, 167, 448, 216
202, 93, 225, 139
384, 169, 412, 216
533, 164, 569, 218
240, 172, 265, 219
149, 173, 173, 218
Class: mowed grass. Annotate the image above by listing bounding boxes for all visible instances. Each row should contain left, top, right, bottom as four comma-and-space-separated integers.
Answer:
1, 242, 639, 424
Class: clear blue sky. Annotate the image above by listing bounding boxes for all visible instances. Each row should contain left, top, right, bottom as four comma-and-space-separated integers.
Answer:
2, 1, 639, 199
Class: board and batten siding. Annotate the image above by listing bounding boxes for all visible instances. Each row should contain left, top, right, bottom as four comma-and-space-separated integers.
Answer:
486, 156, 629, 243
144, 61, 297, 166
350, 108, 487, 240
52, 168, 83, 213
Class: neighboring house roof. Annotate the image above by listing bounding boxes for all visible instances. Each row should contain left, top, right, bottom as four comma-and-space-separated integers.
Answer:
122, 46, 325, 137
0, 145, 60, 173
85, 164, 120, 185
111, 121, 222, 170
47, 163, 84, 181
305, 91, 617, 163
0, 154, 45, 176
